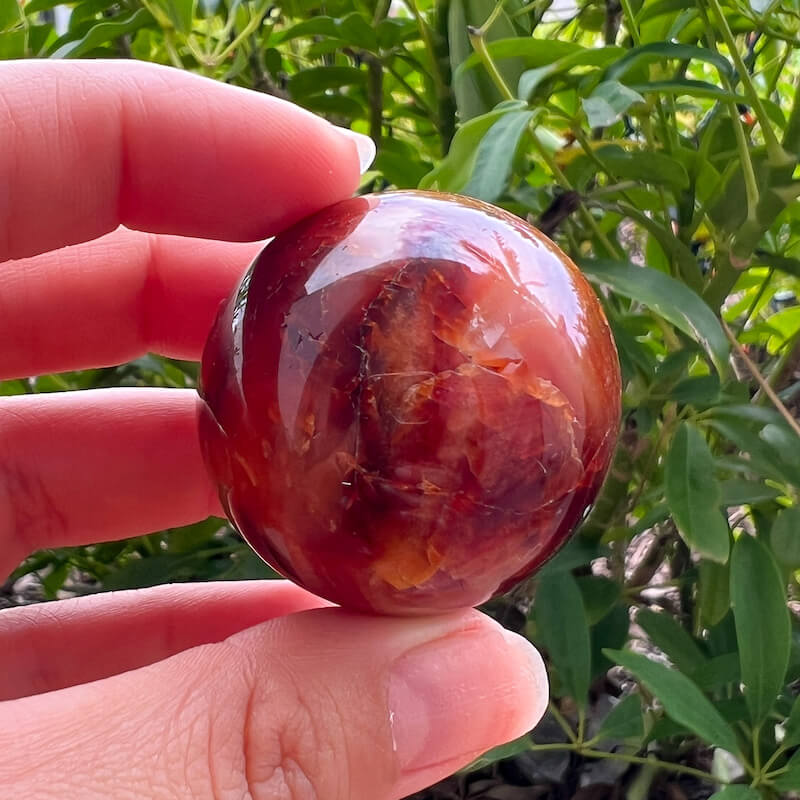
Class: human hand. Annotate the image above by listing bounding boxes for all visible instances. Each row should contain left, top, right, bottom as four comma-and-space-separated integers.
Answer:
0, 60, 548, 799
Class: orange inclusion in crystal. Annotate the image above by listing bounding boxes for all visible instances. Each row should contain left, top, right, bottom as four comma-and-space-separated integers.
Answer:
199, 191, 621, 615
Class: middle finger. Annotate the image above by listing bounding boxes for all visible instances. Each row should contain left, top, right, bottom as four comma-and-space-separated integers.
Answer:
0, 227, 260, 381
0, 581, 330, 701
0, 388, 219, 576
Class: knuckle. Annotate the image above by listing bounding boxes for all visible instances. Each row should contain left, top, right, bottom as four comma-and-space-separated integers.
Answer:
228, 636, 347, 800
162, 633, 352, 800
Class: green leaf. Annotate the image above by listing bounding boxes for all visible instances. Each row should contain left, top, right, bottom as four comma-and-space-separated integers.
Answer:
333, 12, 377, 51
40, 561, 70, 599
782, 694, 800, 748
0, 0, 19, 31
605, 649, 740, 753
690, 653, 741, 692
773, 750, 800, 793
535, 572, 592, 709
375, 137, 431, 189
636, 0, 692, 23
449, 0, 525, 120
0, 28, 24, 57
288, 66, 366, 99
591, 604, 630, 678
376, 17, 418, 49
665, 422, 730, 563
708, 787, 761, 800
698, 559, 731, 628
583, 81, 644, 128
0, 379, 28, 396
637, 608, 707, 675
48, 9, 154, 58
24, 0, 79, 11
458, 734, 532, 773
629, 79, 741, 103
706, 417, 800, 487
275, 15, 338, 42
457, 36, 583, 77
462, 109, 535, 202
162, 0, 195, 32
537, 535, 603, 577
719, 479, 781, 507
606, 42, 733, 83
754, 250, 800, 278
419, 103, 527, 192
166, 518, 225, 554
771, 507, 800, 567
517, 46, 624, 101
730, 534, 791, 725
576, 576, 620, 625
300, 93, 364, 118
280, 11, 379, 49
593, 145, 690, 191
595, 693, 645, 742
579, 259, 729, 373
671, 374, 720, 405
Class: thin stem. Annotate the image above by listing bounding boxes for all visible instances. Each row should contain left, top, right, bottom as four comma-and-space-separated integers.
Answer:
548, 701, 578, 744
705, 0, 788, 165
656, 317, 682, 351
619, 0, 641, 46
571, 127, 641, 211
373, 0, 391, 25
656, 100, 677, 154
760, 326, 800, 396
753, 722, 762, 777
163, 29, 185, 69
639, 117, 673, 226
737, 267, 773, 335
625, 418, 674, 516
386, 64, 437, 119
760, 743, 787, 777
688, 159, 739, 240
526, 743, 724, 784
404, 0, 449, 104
577, 709, 586, 745
19, 0, 31, 55
722, 320, 800, 438
726, 95, 760, 224
467, 27, 514, 101
531, 135, 623, 259
588, 181, 640, 197
699, 0, 759, 226
214, 0, 270, 63
765, 764, 789, 778
764, 42, 792, 97
476, 0, 508, 37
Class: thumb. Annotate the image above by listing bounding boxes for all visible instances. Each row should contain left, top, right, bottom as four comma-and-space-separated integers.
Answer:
1, 606, 547, 800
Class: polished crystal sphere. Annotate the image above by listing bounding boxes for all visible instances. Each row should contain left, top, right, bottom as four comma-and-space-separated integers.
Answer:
199, 191, 621, 615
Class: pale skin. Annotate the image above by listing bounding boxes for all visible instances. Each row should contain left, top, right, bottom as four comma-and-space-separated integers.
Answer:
0, 60, 548, 800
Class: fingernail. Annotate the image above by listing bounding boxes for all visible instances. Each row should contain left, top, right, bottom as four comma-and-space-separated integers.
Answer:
388, 623, 547, 775
336, 128, 376, 174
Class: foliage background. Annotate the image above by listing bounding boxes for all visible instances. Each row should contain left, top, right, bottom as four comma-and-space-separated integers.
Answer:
4, 0, 800, 797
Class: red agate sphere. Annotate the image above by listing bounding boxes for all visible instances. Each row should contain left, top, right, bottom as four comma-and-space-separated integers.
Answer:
199, 191, 621, 615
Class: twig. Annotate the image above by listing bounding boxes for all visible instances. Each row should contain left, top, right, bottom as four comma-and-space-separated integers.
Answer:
467, 26, 514, 101
547, 701, 578, 744
722, 319, 800, 438
526, 743, 724, 785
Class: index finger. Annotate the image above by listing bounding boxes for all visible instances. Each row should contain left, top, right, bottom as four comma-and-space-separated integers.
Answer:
0, 59, 373, 262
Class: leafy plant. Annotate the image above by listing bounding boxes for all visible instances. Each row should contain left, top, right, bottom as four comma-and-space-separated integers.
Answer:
5, 0, 800, 797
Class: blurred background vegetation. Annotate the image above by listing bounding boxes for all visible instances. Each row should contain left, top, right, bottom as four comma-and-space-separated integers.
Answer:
5, 0, 800, 797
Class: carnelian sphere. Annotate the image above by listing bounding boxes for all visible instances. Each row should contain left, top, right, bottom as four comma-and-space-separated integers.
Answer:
199, 191, 621, 615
